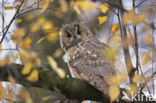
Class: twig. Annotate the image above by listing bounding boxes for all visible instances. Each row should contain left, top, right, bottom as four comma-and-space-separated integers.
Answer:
133, 0, 152, 95
0, 26, 7, 35
133, 0, 139, 72
135, 0, 147, 8
99, 0, 119, 15
140, 72, 156, 92
127, 24, 151, 94
2, 48, 17, 50
99, 0, 126, 12
17, 8, 42, 17
138, 56, 151, 94
152, 26, 155, 95
18, 0, 42, 17
107, 13, 115, 44
0, 1, 24, 43
117, 0, 136, 84
19, 1, 39, 13
1, 0, 5, 35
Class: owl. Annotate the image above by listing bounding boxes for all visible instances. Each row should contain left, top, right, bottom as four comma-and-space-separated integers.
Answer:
60, 22, 116, 96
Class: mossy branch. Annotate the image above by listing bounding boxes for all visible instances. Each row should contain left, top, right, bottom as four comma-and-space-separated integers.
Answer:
0, 64, 105, 102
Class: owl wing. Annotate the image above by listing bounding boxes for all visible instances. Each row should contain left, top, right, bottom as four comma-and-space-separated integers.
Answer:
68, 39, 116, 94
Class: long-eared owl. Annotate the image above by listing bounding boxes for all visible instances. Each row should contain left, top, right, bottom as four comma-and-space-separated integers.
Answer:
60, 22, 116, 95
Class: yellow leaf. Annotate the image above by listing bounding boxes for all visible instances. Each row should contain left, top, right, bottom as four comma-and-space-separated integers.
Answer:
143, 54, 151, 65
20, 49, 29, 62
30, 57, 41, 66
0, 60, 6, 67
99, 3, 109, 13
122, 9, 146, 25
110, 72, 127, 85
21, 63, 32, 75
132, 13, 146, 25
103, 47, 119, 60
47, 56, 58, 70
22, 37, 32, 48
8, 87, 15, 102
16, 91, 30, 98
14, 28, 25, 37
53, 49, 62, 58
16, 19, 22, 23
122, 9, 134, 24
109, 85, 120, 102
110, 75, 118, 85
25, 97, 33, 103
11, 28, 25, 45
98, 16, 108, 24
74, 1, 97, 12
30, 23, 40, 32
144, 34, 152, 44
56, 68, 66, 79
26, 69, 39, 82
40, 0, 50, 14
46, 32, 58, 42
132, 73, 142, 83
111, 35, 121, 43
26, 14, 34, 21
8, 75, 16, 88
21, 55, 29, 62
73, 6, 81, 15
4, 6, 14, 10
42, 21, 53, 31
70, 0, 75, 8
47, 56, 66, 78
0, 82, 5, 100
20, 49, 41, 66
0, 53, 11, 67
42, 96, 53, 101
5, 53, 11, 65
127, 84, 138, 96
59, 0, 68, 13
59, 31, 61, 37
37, 37, 45, 44
117, 72, 127, 83
19, 49, 29, 57
111, 23, 119, 33
38, 17, 45, 25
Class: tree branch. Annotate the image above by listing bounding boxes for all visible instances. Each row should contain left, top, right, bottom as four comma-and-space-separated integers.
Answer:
0, 0, 24, 43
117, 0, 136, 84
0, 64, 105, 102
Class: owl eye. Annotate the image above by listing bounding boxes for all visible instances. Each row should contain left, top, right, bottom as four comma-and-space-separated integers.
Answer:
77, 25, 81, 35
66, 32, 71, 38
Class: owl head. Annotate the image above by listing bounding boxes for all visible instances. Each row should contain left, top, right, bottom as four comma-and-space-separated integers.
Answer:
60, 22, 93, 51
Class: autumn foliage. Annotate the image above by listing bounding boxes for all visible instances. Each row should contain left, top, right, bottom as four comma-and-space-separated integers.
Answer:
0, 0, 155, 103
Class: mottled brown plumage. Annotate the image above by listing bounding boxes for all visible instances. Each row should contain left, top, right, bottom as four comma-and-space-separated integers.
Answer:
60, 22, 116, 95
